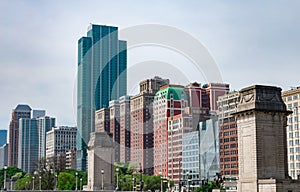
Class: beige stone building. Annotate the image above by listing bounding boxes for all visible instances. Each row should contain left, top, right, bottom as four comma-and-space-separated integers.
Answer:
282, 87, 300, 179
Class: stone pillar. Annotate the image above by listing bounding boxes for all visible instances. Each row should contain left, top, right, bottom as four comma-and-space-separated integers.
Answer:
86, 132, 115, 191
234, 85, 291, 192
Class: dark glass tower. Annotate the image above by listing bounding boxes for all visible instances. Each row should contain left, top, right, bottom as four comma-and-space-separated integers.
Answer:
77, 24, 127, 171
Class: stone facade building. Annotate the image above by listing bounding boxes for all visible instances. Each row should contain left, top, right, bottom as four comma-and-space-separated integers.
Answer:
282, 87, 300, 179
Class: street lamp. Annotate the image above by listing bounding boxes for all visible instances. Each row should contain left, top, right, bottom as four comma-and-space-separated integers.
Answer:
32, 176, 35, 190
101, 169, 104, 191
39, 176, 42, 190
54, 174, 57, 190
116, 168, 119, 191
132, 177, 135, 192
80, 178, 83, 190
75, 172, 78, 191
3, 165, 7, 190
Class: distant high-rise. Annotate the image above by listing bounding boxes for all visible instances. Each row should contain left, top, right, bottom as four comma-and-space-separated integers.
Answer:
17, 114, 55, 173
37, 116, 56, 159
77, 24, 127, 171
32, 110, 46, 118
18, 118, 39, 173
46, 126, 77, 171
8, 104, 32, 166
0, 130, 7, 147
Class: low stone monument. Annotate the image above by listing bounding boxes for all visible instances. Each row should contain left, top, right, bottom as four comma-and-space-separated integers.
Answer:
234, 85, 300, 192
85, 132, 115, 191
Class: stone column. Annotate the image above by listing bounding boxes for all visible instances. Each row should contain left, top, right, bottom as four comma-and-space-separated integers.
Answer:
234, 85, 291, 192
86, 132, 115, 191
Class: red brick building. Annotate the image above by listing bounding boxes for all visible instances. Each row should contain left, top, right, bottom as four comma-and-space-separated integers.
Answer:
167, 113, 192, 187
130, 77, 169, 175
153, 85, 188, 176
217, 91, 239, 190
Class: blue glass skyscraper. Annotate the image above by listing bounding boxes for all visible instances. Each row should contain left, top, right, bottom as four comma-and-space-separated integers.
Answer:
0, 130, 7, 147
77, 24, 127, 171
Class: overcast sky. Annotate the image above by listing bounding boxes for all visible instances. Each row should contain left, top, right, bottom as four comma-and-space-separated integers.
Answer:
0, 0, 299, 131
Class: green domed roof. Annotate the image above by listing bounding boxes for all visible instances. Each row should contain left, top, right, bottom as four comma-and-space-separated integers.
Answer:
155, 86, 187, 100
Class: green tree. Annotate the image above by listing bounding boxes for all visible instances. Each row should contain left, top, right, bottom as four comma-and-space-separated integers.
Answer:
0, 166, 26, 189
194, 180, 223, 192
14, 175, 32, 190
62, 169, 88, 189
57, 172, 75, 190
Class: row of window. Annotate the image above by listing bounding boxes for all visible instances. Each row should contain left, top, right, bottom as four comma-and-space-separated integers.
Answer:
290, 155, 300, 161
284, 94, 299, 102
220, 157, 238, 162
220, 137, 237, 143
288, 124, 299, 131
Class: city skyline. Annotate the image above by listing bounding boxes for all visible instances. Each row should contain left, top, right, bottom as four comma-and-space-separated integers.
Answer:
1, 1, 300, 130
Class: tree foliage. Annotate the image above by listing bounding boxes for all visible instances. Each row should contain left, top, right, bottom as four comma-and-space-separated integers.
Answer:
14, 175, 32, 190
57, 172, 75, 190
114, 163, 174, 192
194, 180, 223, 192
0, 166, 25, 189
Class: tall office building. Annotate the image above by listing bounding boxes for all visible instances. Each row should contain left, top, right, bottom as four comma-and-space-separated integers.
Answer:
130, 77, 169, 175
153, 84, 188, 176
217, 91, 239, 190
17, 114, 55, 173
282, 87, 300, 179
8, 104, 32, 166
0, 130, 7, 147
77, 24, 127, 171
37, 116, 56, 159
18, 118, 39, 173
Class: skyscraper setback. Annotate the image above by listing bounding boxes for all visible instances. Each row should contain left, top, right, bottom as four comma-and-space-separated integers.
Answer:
77, 24, 127, 171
